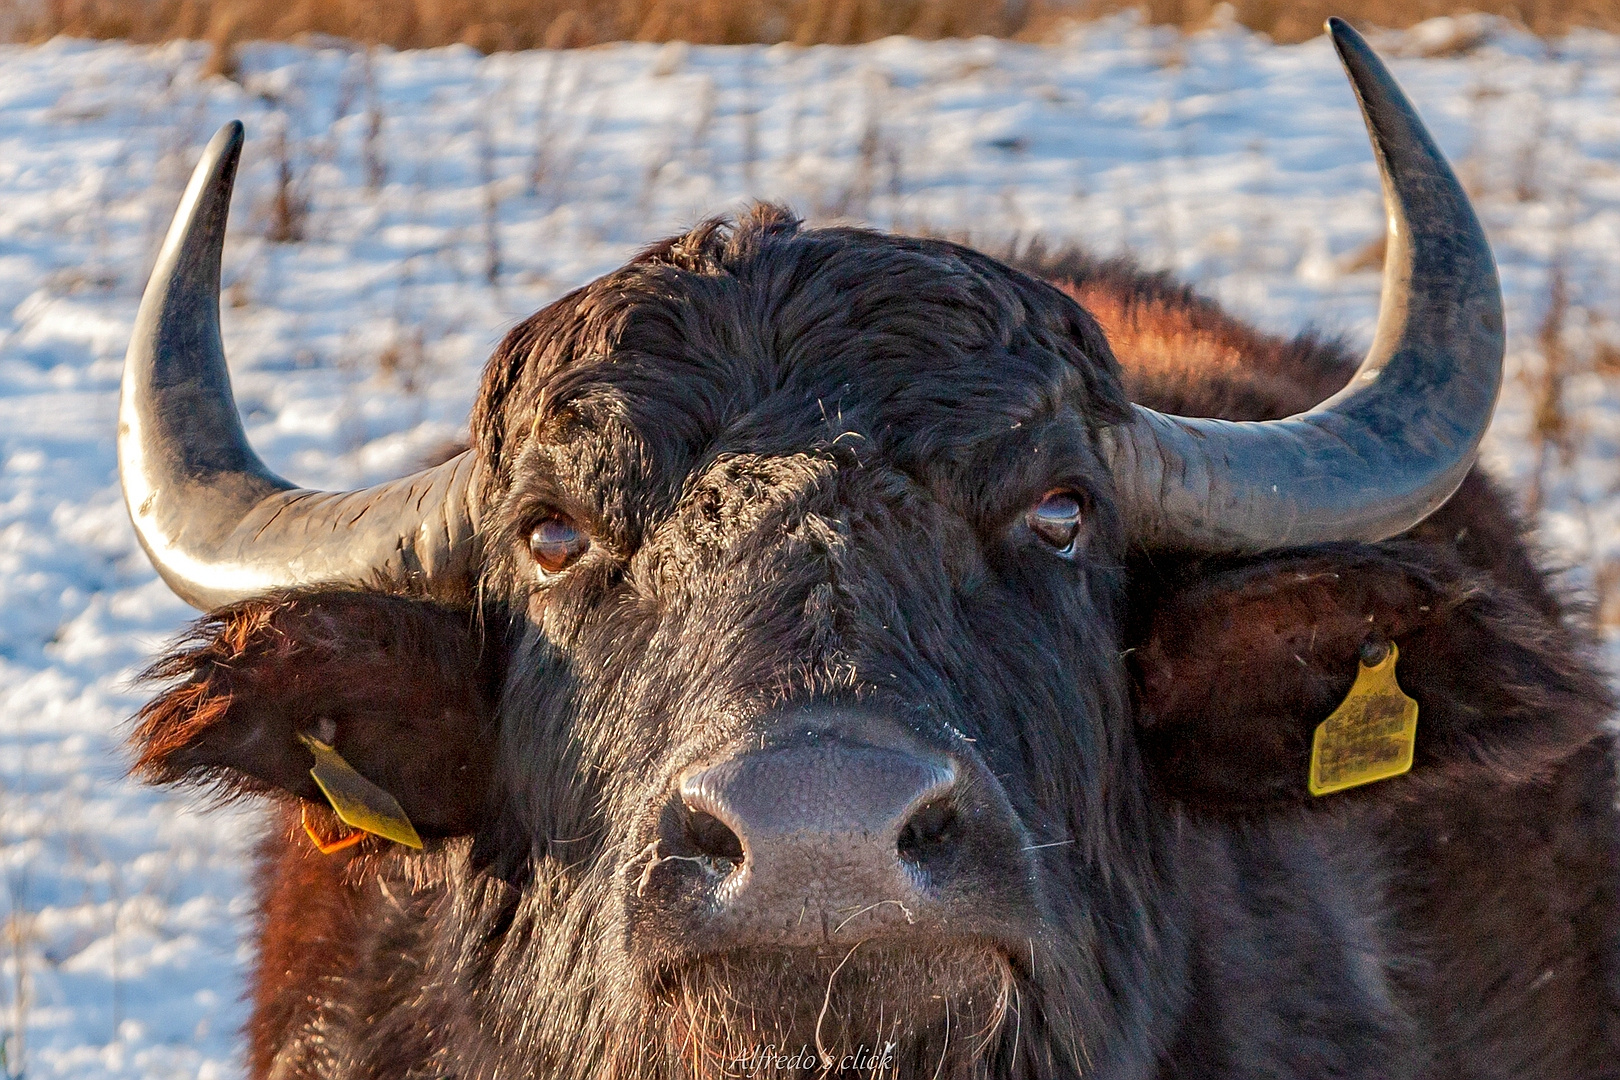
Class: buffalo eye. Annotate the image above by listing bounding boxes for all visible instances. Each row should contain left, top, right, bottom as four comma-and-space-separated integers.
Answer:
1028, 489, 1084, 554
527, 514, 590, 576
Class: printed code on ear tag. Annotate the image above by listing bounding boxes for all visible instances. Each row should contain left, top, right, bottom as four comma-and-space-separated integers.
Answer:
1308, 643, 1418, 797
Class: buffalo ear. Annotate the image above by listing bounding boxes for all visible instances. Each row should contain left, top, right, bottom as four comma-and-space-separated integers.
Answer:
1128, 545, 1611, 809
132, 590, 501, 839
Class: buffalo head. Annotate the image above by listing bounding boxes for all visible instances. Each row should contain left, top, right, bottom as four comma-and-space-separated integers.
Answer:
118, 21, 1549, 1080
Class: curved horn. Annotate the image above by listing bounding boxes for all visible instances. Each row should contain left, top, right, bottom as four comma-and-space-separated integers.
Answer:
119, 122, 481, 610
1103, 18, 1503, 553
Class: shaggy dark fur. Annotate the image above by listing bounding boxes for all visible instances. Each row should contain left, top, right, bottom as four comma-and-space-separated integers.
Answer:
132, 207, 1620, 1079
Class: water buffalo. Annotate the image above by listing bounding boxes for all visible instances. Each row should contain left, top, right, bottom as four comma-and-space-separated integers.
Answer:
118, 20, 1619, 1079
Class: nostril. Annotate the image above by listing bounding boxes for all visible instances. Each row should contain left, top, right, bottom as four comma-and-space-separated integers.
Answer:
682, 806, 745, 864
897, 798, 960, 866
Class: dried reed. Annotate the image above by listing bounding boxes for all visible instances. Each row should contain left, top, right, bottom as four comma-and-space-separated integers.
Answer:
5, 0, 1618, 63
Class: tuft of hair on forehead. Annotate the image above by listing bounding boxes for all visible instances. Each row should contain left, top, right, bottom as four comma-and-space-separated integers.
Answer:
470, 204, 1131, 490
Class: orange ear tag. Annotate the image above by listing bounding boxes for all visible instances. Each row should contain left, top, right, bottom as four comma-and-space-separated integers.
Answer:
301, 805, 366, 855
297, 734, 423, 849
1308, 642, 1418, 797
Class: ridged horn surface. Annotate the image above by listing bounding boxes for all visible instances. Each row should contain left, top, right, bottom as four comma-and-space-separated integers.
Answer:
1102, 18, 1504, 552
118, 122, 481, 611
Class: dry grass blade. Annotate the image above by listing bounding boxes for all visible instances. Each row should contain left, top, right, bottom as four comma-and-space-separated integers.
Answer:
265, 116, 309, 243
1526, 256, 1573, 516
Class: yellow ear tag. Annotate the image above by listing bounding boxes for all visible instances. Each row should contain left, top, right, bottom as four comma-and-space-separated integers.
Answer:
296, 734, 423, 849
1308, 642, 1418, 797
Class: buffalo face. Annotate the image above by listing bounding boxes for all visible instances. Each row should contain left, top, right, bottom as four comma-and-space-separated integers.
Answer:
468, 217, 1161, 1073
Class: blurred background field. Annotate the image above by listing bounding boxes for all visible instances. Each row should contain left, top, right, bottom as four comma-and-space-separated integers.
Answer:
0, 0, 1615, 56
0, 7, 1619, 1079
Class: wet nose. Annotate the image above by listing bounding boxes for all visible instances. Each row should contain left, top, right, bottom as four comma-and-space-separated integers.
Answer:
657, 737, 1032, 947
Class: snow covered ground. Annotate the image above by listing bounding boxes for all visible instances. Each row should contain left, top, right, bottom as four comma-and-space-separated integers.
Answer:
0, 14, 1618, 1076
